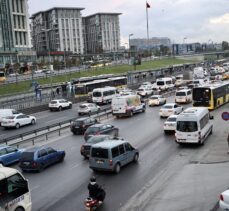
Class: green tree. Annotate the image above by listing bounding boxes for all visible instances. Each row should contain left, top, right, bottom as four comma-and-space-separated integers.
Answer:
222, 41, 229, 50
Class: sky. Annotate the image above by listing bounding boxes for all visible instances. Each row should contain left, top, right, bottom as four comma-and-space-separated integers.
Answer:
28, 0, 229, 46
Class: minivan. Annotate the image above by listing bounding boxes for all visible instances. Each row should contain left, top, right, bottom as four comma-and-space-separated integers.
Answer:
89, 140, 139, 173
175, 89, 192, 104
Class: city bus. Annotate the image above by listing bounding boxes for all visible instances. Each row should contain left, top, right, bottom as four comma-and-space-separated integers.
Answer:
0, 164, 32, 211
0, 71, 6, 83
192, 80, 229, 110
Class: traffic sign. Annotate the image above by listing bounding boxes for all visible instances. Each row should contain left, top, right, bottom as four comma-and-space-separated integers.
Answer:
222, 112, 229, 121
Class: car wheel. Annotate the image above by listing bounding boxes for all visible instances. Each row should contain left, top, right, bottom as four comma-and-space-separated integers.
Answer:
129, 111, 133, 117
58, 106, 62, 111
15, 123, 20, 129
69, 104, 72, 109
59, 155, 65, 162
133, 153, 139, 163
31, 119, 36, 125
15, 208, 24, 211
114, 163, 120, 174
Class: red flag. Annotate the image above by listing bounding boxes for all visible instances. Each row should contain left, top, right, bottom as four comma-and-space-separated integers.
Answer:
146, 2, 150, 8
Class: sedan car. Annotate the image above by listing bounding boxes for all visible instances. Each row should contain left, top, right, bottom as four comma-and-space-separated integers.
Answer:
70, 117, 98, 135
84, 123, 119, 141
148, 95, 166, 106
163, 115, 178, 134
48, 99, 72, 111
0, 145, 24, 166
1, 114, 36, 129
220, 189, 229, 210
159, 103, 183, 118
19, 146, 65, 172
80, 135, 121, 158
78, 103, 100, 116
137, 87, 153, 97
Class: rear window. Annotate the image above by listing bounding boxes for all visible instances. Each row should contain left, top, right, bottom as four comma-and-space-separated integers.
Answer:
21, 152, 34, 161
176, 92, 186, 96
93, 92, 102, 97
167, 117, 177, 122
87, 136, 108, 143
91, 148, 108, 158
80, 105, 87, 109
177, 121, 198, 132
74, 120, 84, 126
50, 101, 57, 104
162, 105, 173, 109
86, 127, 99, 133
157, 81, 165, 86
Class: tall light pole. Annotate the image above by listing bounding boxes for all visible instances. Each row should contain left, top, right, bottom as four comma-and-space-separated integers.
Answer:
183, 37, 187, 54
129, 34, 134, 50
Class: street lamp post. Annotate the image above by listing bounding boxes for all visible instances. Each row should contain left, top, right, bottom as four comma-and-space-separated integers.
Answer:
128, 34, 134, 64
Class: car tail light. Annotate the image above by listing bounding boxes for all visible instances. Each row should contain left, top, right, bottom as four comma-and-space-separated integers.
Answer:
96, 131, 100, 135
81, 145, 84, 151
32, 162, 37, 167
109, 160, 113, 166
220, 194, 224, 201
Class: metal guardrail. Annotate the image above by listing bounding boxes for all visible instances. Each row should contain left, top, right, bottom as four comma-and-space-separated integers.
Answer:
0, 108, 113, 148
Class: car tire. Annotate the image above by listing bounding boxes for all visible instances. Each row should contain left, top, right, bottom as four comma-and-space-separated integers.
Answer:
31, 119, 36, 125
59, 155, 65, 162
15, 208, 24, 211
133, 153, 139, 163
114, 163, 120, 174
15, 123, 20, 129
69, 104, 72, 109
58, 106, 62, 111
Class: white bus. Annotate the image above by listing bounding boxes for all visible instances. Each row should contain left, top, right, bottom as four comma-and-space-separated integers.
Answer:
156, 77, 174, 91
175, 107, 213, 145
92, 86, 117, 104
0, 165, 32, 211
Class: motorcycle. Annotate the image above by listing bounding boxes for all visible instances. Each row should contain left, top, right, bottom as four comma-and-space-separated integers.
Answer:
84, 197, 103, 211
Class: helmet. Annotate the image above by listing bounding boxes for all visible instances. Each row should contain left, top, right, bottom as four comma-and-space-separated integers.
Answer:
90, 176, 96, 182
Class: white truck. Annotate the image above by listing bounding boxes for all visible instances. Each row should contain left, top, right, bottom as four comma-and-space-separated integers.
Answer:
111, 95, 146, 118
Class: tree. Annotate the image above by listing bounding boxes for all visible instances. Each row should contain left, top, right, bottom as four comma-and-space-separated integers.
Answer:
222, 41, 229, 50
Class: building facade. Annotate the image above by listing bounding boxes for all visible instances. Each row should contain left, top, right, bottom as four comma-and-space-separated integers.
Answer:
0, 0, 33, 64
83, 13, 121, 54
30, 7, 85, 58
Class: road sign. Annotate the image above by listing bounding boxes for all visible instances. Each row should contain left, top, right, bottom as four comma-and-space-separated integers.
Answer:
222, 112, 229, 121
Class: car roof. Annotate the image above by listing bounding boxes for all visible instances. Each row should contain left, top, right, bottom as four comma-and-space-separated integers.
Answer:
23, 146, 50, 152
0, 165, 19, 180
92, 140, 126, 148
166, 115, 178, 119
89, 123, 109, 127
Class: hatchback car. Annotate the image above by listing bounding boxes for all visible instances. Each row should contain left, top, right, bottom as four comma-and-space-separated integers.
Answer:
49, 99, 72, 111
1, 114, 36, 129
0, 145, 24, 166
84, 123, 119, 141
78, 103, 100, 116
163, 115, 178, 134
70, 117, 98, 135
80, 135, 121, 159
220, 189, 229, 210
19, 146, 65, 172
148, 95, 166, 106
159, 103, 183, 118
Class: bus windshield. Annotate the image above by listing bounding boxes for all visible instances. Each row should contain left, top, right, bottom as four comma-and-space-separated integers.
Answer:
193, 88, 210, 106
177, 121, 198, 132
0, 71, 5, 77
157, 81, 165, 86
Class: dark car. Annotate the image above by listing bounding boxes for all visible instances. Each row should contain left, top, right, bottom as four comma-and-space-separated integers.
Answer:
19, 146, 65, 172
80, 135, 122, 159
70, 117, 98, 135
84, 123, 119, 141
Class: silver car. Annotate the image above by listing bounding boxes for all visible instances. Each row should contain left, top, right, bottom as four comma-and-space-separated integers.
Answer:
78, 103, 100, 116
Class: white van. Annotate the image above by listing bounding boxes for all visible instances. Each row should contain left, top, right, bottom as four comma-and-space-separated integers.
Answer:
112, 94, 146, 117
175, 107, 213, 145
175, 89, 192, 104
222, 63, 229, 71
92, 87, 117, 104
0, 109, 20, 125
156, 77, 174, 91
193, 67, 204, 79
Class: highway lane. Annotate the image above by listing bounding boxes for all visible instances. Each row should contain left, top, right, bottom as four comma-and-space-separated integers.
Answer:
7, 96, 215, 211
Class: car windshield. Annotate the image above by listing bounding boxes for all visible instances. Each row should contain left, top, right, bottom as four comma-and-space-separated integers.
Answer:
20, 152, 34, 161
80, 105, 87, 109
87, 136, 108, 143
50, 101, 57, 104
176, 121, 198, 132
157, 81, 165, 86
138, 89, 144, 91
91, 148, 108, 158
150, 96, 159, 99
167, 117, 177, 122
162, 105, 173, 109
176, 92, 186, 96
93, 92, 101, 97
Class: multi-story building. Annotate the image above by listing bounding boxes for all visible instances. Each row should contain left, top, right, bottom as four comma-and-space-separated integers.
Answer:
83, 13, 121, 54
30, 7, 85, 58
0, 0, 33, 64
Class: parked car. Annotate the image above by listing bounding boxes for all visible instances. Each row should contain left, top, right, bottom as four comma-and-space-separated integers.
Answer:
70, 117, 98, 135
148, 95, 166, 106
163, 115, 178, 134
78, 103, 100, 116
219, 189, 229, 210
80, 135, 122, 159
19, 146, 65, 172
89, 140, 139, 173
84, 123, 119, 141
159, 103, 183, 118
48, 99, 72, 111
0, 145, 24, 166
1, 114, 36, 129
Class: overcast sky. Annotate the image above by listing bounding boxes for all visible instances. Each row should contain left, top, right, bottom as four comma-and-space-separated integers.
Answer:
28, 0, 229, 46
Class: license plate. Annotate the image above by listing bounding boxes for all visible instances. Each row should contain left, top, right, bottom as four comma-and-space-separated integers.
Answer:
23, 162, 30, 165
97, 160, 104, 164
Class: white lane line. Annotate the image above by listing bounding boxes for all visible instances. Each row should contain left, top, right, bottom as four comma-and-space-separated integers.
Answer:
70, 163, 81, 169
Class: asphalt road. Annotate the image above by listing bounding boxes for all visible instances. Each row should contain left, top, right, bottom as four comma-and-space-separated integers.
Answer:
8, 97, 228, 211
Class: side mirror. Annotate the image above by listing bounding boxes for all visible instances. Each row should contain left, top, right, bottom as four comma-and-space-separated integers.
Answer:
209, 115, 214, 120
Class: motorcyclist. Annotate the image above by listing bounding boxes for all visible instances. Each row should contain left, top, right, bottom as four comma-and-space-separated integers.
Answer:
88, 176, 105, 202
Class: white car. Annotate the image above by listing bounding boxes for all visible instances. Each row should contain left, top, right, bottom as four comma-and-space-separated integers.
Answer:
49, 99, 72, 111
220, 189, 229, 210
148, 95, 166, 106
163, 115, 178, 133
78, 103, 100, 115
159, 103, 183, 118
1, 114, 36, 129
137, 87, 153, 97
34, 69, 44, 74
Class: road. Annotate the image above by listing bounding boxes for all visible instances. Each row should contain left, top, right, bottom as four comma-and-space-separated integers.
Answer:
8, 96, 228, 211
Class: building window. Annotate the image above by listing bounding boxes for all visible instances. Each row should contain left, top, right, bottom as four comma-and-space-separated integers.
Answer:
23, 32, 26, 45
18, 16, 21, 29
20, 0, 24, 13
